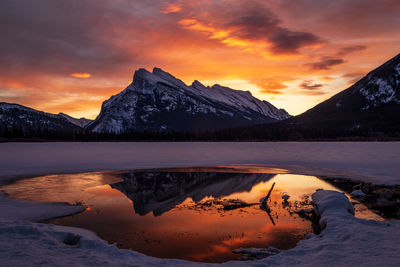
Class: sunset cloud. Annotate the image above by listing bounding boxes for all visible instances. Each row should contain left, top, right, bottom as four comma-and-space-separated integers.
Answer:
299, 80, 326, 95
300, 80, 324, 90
0, 0, 399, 117
337, 45, 367, 56
341, 72, 366, 85
71, 73, 91, 79
306, 58, 346, 70
161, 3, 182, 14
176, 1, 324, 55
256, 81, 288, 95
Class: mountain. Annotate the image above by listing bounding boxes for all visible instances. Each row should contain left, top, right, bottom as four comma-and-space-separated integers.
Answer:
3, 54, 399, 140
283, 53, 400, 136
87, 68, 290, 133
58, 112, 92, 127
224, 53, 400, 140
0, 102, 88, 137
289, 53, 400, 129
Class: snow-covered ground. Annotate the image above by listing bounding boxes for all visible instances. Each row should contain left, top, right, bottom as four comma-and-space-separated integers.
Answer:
1, 142, 400, 266
1, 142, 400, 185
0, 193, 84, 222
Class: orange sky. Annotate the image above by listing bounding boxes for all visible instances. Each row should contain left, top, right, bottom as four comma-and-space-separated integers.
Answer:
0, 0, 399, 118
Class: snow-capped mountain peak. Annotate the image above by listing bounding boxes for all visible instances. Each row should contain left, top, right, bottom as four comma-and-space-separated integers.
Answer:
152, 67, 188, 89
190, 80, 206, 90
87, 68, 290, 133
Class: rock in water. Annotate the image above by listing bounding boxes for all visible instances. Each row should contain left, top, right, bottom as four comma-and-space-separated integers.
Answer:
63, 233, 81, 245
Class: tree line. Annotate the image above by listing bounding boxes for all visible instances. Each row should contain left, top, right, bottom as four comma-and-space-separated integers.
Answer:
1, 121, 400, 141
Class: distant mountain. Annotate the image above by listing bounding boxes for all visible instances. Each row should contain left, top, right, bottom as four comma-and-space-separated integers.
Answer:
87, 68, 290, 133
58, 112, 92, 128
0, 102, 88, 135
227, 53, 400, 139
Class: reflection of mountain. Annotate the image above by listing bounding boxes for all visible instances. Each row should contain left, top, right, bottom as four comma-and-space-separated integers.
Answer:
110, 172, 275, 216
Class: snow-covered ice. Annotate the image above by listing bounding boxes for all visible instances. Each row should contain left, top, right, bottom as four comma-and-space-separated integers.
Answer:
0, 219, 190, 267
350, 189, 366, 197
1, 142, 400, 185
0, 193, 84, 222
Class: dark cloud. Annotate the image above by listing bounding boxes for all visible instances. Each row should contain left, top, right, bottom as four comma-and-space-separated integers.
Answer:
306, 57, 345, 70
298, 80, 326, 95
300, 80, 324, 90
269, 29, 322, 54
272, 0, 400, 38
183, 1, 324, 55
0, 0, 159, 78
342, 72, 365, 84
337, 45, 367, 56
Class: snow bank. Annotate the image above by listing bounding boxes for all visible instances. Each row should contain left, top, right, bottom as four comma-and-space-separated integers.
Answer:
1, 142, 400, 185
242, 190, 400, 266
0, 219, 191, 267
312, 190, 355, 226
0, 193, 85, 222
0, 193, 191, 266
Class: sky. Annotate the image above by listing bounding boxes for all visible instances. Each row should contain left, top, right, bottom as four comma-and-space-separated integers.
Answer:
0, 0, 399, 119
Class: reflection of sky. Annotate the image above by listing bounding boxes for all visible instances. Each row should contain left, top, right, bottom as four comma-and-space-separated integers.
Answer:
1, 169, 383, 262
1, 1, 399, 118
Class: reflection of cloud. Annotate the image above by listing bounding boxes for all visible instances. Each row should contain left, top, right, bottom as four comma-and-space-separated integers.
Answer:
306, 57, 345, 70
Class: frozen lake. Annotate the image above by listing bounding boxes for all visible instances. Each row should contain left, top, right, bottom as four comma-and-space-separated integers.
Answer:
1, 143, 399, 266
1, 142, 400, 185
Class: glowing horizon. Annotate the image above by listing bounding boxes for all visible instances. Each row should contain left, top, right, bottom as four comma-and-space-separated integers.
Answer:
0, 0, 399, 119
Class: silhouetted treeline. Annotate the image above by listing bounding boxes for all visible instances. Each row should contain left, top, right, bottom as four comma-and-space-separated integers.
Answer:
1, 121, 400, 142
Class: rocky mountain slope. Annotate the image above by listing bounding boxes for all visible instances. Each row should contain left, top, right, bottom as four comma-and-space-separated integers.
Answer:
0, 102, 88, 134
58, 112, 92, 128
87, 68, 290, 133
229, 53, 400, 139
290, 53, 400, 129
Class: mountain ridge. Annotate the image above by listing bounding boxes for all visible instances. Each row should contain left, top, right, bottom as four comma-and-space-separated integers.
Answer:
290, 53, 400, 125
1, 53, 399, 140
0, 102, 86, 135
87, 67, 290, 133
223, 53, 400, 140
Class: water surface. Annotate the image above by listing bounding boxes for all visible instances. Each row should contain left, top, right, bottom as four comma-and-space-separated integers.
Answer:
0, 166, 381, 262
